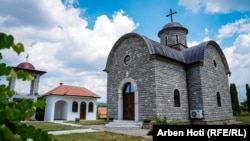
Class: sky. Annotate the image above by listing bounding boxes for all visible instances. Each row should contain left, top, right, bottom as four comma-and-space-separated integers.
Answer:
0, 0, 250, 103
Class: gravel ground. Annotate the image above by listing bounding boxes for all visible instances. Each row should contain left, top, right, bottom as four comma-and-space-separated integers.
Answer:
85, 125, 152, 139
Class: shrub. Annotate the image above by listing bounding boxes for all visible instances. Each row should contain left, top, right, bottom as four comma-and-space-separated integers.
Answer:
0, 32, 56, 141
143, 117, 151, 123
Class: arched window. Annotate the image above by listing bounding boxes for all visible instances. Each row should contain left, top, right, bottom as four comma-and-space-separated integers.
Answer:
72, 101, 78, 112
123, 83, 135, 93
165, 36, 168, 45
213, 60, 217, 68
176, 35, 179, 43
217, 92, 221, 107
88, 102, 94, 112
174, 89, 180, 107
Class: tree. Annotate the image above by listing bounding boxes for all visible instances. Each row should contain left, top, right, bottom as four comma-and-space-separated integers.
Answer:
35, 97, 46, 121
230, 83, 241, 115
0, 33, 56, 141
240, 99, 248, 112
246, 84, 250, 113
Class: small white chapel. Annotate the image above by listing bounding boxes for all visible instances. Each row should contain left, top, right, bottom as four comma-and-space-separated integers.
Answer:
43, 83, 101, 121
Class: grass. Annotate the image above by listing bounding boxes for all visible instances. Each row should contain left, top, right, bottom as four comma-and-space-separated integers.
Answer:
23, 121, 85, 131
23, 120, 151, 141
24, 113, 250, 141
234, 111, 250, 124
54, 131, 151, 141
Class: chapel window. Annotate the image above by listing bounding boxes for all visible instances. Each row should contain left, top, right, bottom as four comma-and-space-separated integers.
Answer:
72, 101, 78, 112
88, 102, 94, 112
217, 92, 221, 107
174, 89, 180, 107
176, 35, 179, 43
124, 83, 135, 93
213, 60, 217, 68
124, 55, 131, 65
165, 36, 168, 45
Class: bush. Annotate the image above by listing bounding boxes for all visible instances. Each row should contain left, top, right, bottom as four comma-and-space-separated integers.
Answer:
147, 115, 168, 136
152, 115, 168, 125
0, 32, 56, 141
143, 117, 151, 123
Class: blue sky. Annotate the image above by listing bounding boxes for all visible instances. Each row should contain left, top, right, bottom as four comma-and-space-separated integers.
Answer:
0, 0, 250, 102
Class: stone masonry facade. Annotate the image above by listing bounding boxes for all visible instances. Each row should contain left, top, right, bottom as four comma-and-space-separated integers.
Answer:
104, 21, 233, 124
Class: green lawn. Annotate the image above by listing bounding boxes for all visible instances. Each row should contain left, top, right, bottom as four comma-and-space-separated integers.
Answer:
23, 121, 85, 131
24, 120, 151, 141
234, 112, 250, 124
54, 131, 151, 141
23, 113, 250, 141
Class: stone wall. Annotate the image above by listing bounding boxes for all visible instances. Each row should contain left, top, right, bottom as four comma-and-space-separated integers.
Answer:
200, 45, 233, 121
154, 58, 189, 121
187, 44, 233, 124
106, 36, 156, 121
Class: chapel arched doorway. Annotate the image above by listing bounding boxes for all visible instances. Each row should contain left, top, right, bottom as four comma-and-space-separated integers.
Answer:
80, 102, 86, 120
54, 100, 67, 120
123, 83, 135, 120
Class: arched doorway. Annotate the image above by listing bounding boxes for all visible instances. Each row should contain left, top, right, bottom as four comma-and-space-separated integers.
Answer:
123, 83, 135, 120
80, 102, 86, 120
54, 100, 67, 120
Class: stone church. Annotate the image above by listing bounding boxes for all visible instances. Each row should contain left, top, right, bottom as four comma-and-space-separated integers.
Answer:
104, 10, 233, 124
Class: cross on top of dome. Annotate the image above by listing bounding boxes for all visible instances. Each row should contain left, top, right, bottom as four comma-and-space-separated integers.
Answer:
166, 9, 177, 22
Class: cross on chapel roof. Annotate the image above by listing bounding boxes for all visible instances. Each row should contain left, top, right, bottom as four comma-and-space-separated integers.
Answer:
26, 53, 29, 62
166, 9, 177, 22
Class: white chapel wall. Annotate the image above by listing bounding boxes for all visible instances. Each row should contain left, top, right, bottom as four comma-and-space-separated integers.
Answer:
44, 95, 98, 121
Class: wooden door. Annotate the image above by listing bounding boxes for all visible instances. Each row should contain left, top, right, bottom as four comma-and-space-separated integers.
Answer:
80, 102, 86, 120
123, 92, 135, 120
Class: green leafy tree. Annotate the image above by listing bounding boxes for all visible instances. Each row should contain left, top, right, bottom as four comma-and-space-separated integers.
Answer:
240, 99, 248, 112
230, 83, 241, 115
0, 33, 56, 141
246, 84, 250, 113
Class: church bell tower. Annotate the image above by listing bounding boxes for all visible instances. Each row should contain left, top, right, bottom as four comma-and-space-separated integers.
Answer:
158, 9, 188, 50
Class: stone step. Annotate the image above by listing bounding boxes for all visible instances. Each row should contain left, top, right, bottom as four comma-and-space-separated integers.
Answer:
105, 120, 142, 128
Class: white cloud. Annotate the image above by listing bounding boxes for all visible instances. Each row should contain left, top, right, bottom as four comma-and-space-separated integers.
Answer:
187, 36, 211, 47
0, 0, 138, 102
217, 18, 250, 39
223, 35, 250, 102
204, 28, 209, 35
217, 18, 250, 87
178, 0, 250, 13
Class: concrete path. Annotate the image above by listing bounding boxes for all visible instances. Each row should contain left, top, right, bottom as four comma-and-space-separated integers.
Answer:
49, 120, 101, 135
52, 120, 83, 127
49, 128, 101, 135
50, 121, 152, 139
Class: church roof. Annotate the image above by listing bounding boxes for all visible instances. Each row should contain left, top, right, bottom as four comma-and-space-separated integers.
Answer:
162, 22, 184, 29
13, 62, 47, 75
16, 62, 36, 70
158, 22, 188, 37
144, 34, 230, 75
98, 107, 107, 115
144, 38, 186, 62
43, 84, 101, 98
104, 33, 230, 75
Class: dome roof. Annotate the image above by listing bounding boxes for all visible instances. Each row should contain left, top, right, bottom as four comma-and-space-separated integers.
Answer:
158, 22, 188, 37
16, 62, 35, 70
162, 22, 183, 29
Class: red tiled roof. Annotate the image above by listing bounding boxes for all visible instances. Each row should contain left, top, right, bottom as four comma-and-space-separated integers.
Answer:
98, 107, 107, 115
43, 84, 101, 98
